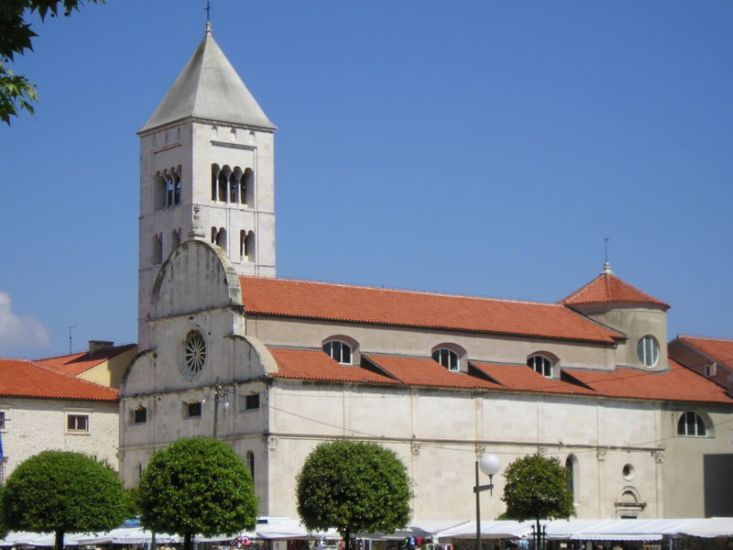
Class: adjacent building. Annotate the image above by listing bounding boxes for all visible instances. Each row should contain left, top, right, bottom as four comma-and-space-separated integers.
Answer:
0, 342, 131, 481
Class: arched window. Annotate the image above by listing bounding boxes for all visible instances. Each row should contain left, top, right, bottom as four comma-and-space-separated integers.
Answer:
242, 168, 254, 206
211, 164, 220, 201
155, 173, 166, 210
165, 176, 174, 207
218, 165, 230, 202
215, 228, 227, 249
171, 229, 181, 249
246, 451, 255, 481
565, 455, 578, 501
323, 340, 352, 365
230, 167, 241, 203
432, 348, 459, 372
173, 170, 181, 205
637, 335, 660, 367
210, 227, 217, 244
677, 411, 707, 437
152, 233, 163, 264
239, 230, 255, 261
527, 354, 553, 377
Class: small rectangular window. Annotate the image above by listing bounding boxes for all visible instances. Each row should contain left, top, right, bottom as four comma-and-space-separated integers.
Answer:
133, 407, 147, 424
187, 402, 202, 418
245, 394, 260, 410
67, 414, 89, 432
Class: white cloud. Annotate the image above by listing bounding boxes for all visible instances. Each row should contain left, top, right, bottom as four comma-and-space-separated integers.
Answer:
0, 291, 51, 354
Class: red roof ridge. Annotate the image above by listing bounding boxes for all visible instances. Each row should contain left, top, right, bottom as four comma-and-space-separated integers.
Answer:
678, 334, 733, 344
241, 275, 572, 308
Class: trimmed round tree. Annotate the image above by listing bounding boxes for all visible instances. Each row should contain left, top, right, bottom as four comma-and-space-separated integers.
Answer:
501, 454, 574, 547
297, 440, 411, 550
2, 451, 128, 550
139, 437, 256, 550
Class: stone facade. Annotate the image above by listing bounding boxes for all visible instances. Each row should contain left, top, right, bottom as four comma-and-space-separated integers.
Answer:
0, 396, 119, 480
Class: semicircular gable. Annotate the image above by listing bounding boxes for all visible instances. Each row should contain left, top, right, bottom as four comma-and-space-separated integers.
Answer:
151, 240, 242, 319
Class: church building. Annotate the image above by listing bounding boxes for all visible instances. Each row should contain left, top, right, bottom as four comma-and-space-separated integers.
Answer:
119, 24, 733, 522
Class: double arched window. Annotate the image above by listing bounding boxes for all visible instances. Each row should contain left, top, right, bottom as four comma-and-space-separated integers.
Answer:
211, 164, 254, 206
323, 340, 353, 365
527, 354, 554, 378
677, 411, 707, 437
156, 167, 182, 210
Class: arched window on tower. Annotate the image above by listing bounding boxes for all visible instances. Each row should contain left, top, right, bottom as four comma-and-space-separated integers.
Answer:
215, 228, 227, 249
244, 231, 255, 262
165, 175, 174, 207
230, 167, 241, 203
152, 234, 163, 264
242, 168, 254, 206
218, 165, 230, 202
155, 173, 166, 210
173, 169, 181, 205
211, 164, 220, 201
211, 227, 217, 244
171, 228, 181, 249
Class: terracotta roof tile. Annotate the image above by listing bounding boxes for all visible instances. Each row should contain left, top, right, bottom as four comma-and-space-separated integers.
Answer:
265, 347, 732, 405
267, 347, 399, 386
563, 360, 731, 404
242, 277, 621, 344
365, 354, 502, 390
471, 361, 596, 395
0, 359, 119, 401
563, 272, 669, 310
35, 344, 136, 377
676, 336, 733, 366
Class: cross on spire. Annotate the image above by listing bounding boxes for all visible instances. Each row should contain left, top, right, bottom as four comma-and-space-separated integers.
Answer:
602, 236, 613, 274
205, 1, 212, 22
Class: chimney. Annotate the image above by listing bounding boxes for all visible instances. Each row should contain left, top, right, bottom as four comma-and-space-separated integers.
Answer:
88, 340, 114, 354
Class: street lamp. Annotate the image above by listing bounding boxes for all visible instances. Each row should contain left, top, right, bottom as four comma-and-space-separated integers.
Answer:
474, 453, 501, 550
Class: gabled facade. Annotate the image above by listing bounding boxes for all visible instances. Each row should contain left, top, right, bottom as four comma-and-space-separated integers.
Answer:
120, 24, 733, 523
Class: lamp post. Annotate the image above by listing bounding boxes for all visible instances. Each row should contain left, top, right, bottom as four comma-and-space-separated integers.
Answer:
474, 453, 501, 550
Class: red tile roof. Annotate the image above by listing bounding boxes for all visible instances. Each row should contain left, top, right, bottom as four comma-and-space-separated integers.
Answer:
563, 360, 731, 404
563, 272, 669, 310
35, 344, 136, 377
366, 354, 503, 390
0, 359, 119, 401
676, 336, 733, 366
471, 361, 596, 396
267, 347, 399, 386
265, 347, 732, 404
241, 277, 622, 344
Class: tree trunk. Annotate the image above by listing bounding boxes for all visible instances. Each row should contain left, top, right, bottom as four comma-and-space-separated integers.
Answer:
55, 529, 64, 550
184, 532, 193, 550
344, 528, 351, 550
535, 518, 541, 550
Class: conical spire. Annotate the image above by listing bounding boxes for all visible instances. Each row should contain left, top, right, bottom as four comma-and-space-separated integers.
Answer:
140, 25, 274, 132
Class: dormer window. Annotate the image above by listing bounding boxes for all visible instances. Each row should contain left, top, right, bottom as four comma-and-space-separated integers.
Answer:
323, 340, 352, 365
527, 354, 553, 378
637, 335, 660, 367
433, 348, 459, 372
677, 411, 707, 437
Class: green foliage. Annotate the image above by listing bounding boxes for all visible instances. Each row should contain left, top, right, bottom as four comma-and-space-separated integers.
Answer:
124, 487, 141, 518
501, 454, 574, 521
139, 438, 257, 545
296, 440, 411, 544
0, 0, 104, 123
2, 451, 128, 545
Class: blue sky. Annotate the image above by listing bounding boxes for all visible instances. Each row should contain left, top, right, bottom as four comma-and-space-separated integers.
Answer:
0, 1, 731, 357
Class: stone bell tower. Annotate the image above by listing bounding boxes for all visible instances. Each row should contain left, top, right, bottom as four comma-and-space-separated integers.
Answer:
136, 22, 276, 348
